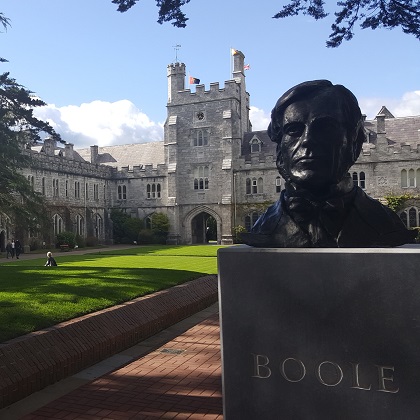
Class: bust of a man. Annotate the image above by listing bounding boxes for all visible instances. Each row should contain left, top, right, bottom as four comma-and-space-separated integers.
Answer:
243, 80, 416, 248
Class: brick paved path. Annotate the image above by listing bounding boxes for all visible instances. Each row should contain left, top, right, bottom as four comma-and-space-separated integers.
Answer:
23, 314, 223, 420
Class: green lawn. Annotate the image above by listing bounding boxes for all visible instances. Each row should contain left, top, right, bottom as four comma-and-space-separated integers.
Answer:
0, 245, 225, 343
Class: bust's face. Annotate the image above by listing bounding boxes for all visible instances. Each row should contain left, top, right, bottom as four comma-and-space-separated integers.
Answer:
280, 92, 351, 193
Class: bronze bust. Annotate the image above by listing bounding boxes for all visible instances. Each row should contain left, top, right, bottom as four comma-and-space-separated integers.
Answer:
243, 80, 416, 247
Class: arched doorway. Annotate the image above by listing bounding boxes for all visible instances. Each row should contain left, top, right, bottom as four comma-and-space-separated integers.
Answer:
184, 206, 222, 244
192, 212, 217, 244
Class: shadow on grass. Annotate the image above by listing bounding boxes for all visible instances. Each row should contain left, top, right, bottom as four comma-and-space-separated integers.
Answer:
0, 266, 214, 343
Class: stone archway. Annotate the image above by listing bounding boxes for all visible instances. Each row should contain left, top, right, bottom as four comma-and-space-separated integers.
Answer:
184, 206, 222, 245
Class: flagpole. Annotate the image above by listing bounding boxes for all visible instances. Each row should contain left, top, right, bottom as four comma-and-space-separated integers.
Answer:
230, 47, 232, 80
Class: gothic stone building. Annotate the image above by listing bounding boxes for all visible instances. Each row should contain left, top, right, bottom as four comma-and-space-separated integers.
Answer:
1, 51, 420, 249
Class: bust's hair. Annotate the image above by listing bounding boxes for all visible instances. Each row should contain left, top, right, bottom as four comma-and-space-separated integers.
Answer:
267, 80, 366, 165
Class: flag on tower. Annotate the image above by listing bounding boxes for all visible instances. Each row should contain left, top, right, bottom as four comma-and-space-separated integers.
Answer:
244, 64, 250, 70
189, 76, 200, 85
231, 48, 239, 56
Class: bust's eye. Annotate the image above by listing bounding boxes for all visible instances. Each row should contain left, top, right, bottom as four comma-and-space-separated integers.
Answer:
283, 123, 304, 137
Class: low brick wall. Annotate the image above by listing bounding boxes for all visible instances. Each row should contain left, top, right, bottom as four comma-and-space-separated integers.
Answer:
0, 275, 218, 409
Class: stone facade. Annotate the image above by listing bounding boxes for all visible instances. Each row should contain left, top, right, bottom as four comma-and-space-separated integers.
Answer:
1, 51, 420, 250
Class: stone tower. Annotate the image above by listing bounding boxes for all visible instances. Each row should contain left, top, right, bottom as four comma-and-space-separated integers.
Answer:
164, 52, 251, 244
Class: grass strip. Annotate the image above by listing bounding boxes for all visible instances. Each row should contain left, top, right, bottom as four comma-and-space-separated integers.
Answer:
0, 245, 225, 342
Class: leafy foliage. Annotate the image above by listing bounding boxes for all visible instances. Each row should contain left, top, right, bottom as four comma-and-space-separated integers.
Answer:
151, 213, 170, 237
0, 72, 61, 232
112, 0, 190, 27
0, 13, 10, 63
383, 193, 418, 211
111, 209, 144, 243
273, 0, 420, 47
56, 231, 77, 248
232, 225, 247, 244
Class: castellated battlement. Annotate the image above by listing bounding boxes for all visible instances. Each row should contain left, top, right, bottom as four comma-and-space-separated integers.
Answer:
173, 79, 241, 105
111, 163, 167, 179
27, 149, 112, 178
359, 142, 420, 162
167, 62, 185, 74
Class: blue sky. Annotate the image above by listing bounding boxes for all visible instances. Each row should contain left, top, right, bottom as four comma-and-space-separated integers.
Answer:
2, 0, 419, 148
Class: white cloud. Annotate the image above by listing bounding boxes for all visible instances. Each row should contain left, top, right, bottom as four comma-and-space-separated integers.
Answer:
249, 106, 270, 131
33, 100, 164, 148
34, 92, 420, 149
359, 90, 420, 119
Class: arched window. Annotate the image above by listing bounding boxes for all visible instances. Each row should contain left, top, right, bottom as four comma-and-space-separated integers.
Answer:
352, 172, 358, 187
146, 183, 162, 199
118, 185, 127, 200
145, 215, 153, 230
401, 169, 408, 188
258, 177, 263, 194
94, 214, 103, 238
53, 179, 59, 197
250, 138, 261, 153
409, 169, 416, 187
245, 212, 261, 232
247, 177, 263, 194
359, 172, 366, 189
74, 181, 80, 199
246, 178, 251, 194
75, 214, 84, 236
93, 183, 99, 200
400, 207, 420, 228
53, 214, 63, 236
252, 178, 258, 194
276, 176, 282, 193
401, 169, 419, 189
352, 171, 366, 189
194, 166, 209, 190
194, 130, 208, 146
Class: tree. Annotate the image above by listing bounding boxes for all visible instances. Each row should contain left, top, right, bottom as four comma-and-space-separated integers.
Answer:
151, 213, 170, 239
112, 0, 190, 27
110, 0, 420, 46
273, 0, 420, 47
0, 72, 61, 233
110, 209, 144, 243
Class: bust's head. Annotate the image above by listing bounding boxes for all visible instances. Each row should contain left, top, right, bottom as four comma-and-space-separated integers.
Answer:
268, 80, 366, 194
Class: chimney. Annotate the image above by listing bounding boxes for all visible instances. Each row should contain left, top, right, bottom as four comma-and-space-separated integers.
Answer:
90, 145, 99, 164
64, 143, 74, 160
43, 137, 56, 156
376, 114, 386, 134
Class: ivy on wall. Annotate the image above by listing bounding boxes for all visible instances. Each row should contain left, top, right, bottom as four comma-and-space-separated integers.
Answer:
383, 194, 419, 212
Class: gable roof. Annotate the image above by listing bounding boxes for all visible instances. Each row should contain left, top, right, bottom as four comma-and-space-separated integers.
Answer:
76, 142, 165, 168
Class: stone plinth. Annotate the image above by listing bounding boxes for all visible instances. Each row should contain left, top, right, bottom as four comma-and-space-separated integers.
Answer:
218, 246, 420, 420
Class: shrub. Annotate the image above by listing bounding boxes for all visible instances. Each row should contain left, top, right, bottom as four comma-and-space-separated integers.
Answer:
111, 209, 144, 243
232, 225, 246, 243
151, 213, 170, 241
56, 231, 76, 248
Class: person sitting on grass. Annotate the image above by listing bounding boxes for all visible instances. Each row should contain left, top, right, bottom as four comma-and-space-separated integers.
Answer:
45, 251, 58, 267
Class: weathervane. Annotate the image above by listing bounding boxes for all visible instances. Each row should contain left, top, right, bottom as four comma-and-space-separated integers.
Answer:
173, 44, 181, 62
